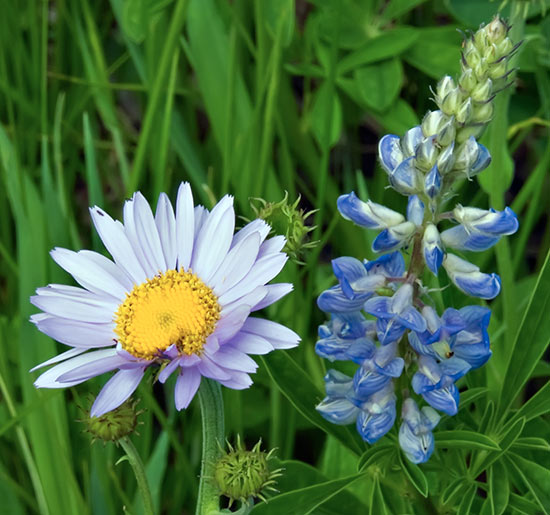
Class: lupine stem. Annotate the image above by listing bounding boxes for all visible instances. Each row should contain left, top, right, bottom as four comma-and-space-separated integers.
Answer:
196, 379, 225, 515
119, 436, 155, 515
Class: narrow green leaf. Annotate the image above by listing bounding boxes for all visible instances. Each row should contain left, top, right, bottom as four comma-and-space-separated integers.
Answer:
369, 476, 388, 515
457, 485, 476, 515
435, 431, 500, 451
512, 437, 550, 452
398, 451, 428, 497
310, 82, 342, 148
509, 380, 550, 424
250, 472, 365, 515
441, 477, 465, 506
498, 248, 550, 418
260, 352, 365, 456
508, 492, 545, 515
507, 453, 550, 515
489, 461, 509, 515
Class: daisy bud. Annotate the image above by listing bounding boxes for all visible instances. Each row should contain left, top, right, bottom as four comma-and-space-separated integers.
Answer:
214, 437, 282, 507
83, 398, 142, 443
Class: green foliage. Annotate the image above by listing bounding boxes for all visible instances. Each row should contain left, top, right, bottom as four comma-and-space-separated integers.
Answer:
0, 0, 548, 513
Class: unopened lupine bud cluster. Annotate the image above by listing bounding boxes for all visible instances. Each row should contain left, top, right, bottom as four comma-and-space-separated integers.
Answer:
315, 17, 519, 464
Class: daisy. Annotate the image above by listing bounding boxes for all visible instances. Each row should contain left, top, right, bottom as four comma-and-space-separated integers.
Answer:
30, 183, 299, 416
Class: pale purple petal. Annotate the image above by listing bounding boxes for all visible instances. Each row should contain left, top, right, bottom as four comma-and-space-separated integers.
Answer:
257, 235, 286, 259
174, 368, 202, 410
57, 354, 131, 382
155, 192, 177, 268
191, 195, 235, 282
32, 316, 116, 348
31, 291, 117, 323
176, 182, 195, 271
210, 346, 258, 373
30, 347, 87, 372
89, 206, 147, 284
252, 283, 293, 311
218, 370, 253, 390
91, 367, 146, 417
193, 205, 208, 241
158, 358, 182, 383
227, 332, 275, 355
214, 305, 251, 342
221, 287, 267, 316
211, 232, 261, 296
231, 219, 270, 249
197, 355, 232, 381
241, 317, 300, 349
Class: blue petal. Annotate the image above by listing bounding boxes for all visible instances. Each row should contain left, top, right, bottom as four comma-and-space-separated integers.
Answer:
422, 384, 460, 415
315, 337, 353, 361
424, 164, 441, 198
332, 257, 366, 283
407, 195, 425, 226
372, 229, 402, 252
365, 251, 406, 277
390, 157, 419, 194
364, 296, 393, 319
345, 339, 376, 364
399, 422, 435, 464
356, 403, 396, 444
441, 225, 500, 251
453, 272, 501, 300
411, 372, 435, 394
381, 357, 405, 378
353, 368, 390, 398
324, 369, 354, 396
475, 207, 519, 235
439, 356, 471, 381
317, 397, 359, 425
453, 342, 492, 369
397, 306, 428, 332
376, 318, 406, 345
471, 142, 491, 175
317, 286, 370, 313
424, 246, 444, 275
378, 134, 403, 173
408, 332, 438, 358
337, 192, 378, 228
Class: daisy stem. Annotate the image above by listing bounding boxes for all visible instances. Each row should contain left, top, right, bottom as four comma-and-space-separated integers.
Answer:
196, 378, 225, 515
119, 436, 155, 515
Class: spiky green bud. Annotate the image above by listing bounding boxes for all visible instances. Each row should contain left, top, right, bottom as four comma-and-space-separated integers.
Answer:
250, 193, 318, 264
214, 437, 282, 507
82, 398, 142, 443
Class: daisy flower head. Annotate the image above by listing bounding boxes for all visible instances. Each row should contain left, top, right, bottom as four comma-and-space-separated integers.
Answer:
30, 183, 300, 416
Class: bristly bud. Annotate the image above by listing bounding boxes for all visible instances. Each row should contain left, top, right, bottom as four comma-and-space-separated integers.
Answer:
214, 437, 283, 507
250, 193, 318, 264
81, 398, 142, 443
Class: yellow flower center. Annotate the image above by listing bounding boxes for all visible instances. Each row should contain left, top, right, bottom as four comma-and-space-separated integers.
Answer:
114, 269, 220, 360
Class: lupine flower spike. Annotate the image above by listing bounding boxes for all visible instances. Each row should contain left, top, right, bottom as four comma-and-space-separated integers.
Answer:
315, 17, 519, 463
30, 183, 299, 416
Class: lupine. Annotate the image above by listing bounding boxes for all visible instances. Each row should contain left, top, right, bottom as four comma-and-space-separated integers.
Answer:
315, 17, 519, 463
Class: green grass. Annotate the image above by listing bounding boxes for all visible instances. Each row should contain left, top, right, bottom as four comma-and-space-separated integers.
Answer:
1, 0, 549, 513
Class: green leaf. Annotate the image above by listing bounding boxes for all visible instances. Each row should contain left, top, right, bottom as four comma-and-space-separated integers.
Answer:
435, 431, 500, 451
497, 248, 550, 418
512, 437, 550, 452
357, 444, 395, 472
509, 379, 550, 425
398, 451, 428, 497
260, 352, 365, 456
508, 492, 545, 515
122, 0, 148, 42
264, 0, 295, 47
380, 0, 428, 20
369, 476, 389, 515
338, 28, 418, 73
489, 461, 510, 515
506, 453, 550, 515
457, 485, 476, 515
250, 472, 365, 515
310, 82, 342, 148
441, 477, 466, 506
353, 58, 403, 112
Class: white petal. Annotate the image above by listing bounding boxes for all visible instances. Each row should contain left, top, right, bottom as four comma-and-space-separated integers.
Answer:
231, 219, 270, 249
218, 254, 287, 305
252, 283, 293, 311
218, 370, 253, 390
50, 248, 129, 300
174, 368, 201, 410
176, 182, 195, 271
155, 193, 177, 268
211, 232, 261, 296
193, 205, 208, 240
257, 235, 286, 259
30, 347, 87, 372
31, 291, 117, 323
221, 287, 267, 316
227, 332, 275, 355
91, 367, 145, 417
241, 317, 300, 349
133, 192, 167, 272
197, 355, 232, 381
33, 315, 116, 348
191, 195, 235, 282
214, 305, 251, 342
33, 348, 119, 388
80, 250, 135, 290
57, 354, 131, 382
210, 346, 258, 373
89, 206, 147, 284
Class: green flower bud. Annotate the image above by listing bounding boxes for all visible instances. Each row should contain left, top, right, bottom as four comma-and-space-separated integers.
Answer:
435, 76, 456, 105
486, 16, 508, 45
214, 437, 282, 507
436, 142, 455, 174
472, 102, 494, 123
454, 137, 479, 170
458, 69, 477, 92
82, 398, 142, 443
464, 47, 481, 70
436, 117, 456, 147
456, 125, 484, 143
471, 78, 492, 102
422, 110, 448, 137
489, 60, 508, 80
441, 88, 462, 115
250, 193, 318, 265
456, 98, 473, 125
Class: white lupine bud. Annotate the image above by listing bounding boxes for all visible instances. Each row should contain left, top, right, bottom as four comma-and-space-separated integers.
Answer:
422, 110, 447, 137
471, 78, 492, 102
436, 141, 455, 174
486, 17, 507, 45
436, 76, 456, 104
437, 118, 456, 147
401, 126, 423, 157
456, 125, 484, 143
473, 102, 494, 123
441, 88, 462, 115
489, 61, 507, 80
454, 137, 479, 170
456, 98, 473, 124
459, 69, 477, 92
474, 29, 489, 52
415, 137, 438, 171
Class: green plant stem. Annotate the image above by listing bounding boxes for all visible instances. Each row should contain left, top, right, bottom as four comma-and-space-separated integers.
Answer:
119, 436, 155, 515
196, 379, 225, 515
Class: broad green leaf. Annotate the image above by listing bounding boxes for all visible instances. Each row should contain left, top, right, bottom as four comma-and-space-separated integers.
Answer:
398, 451, 428, 497
380, 0, 428, 20
357, 444, 395, 472
435, 431, 500, 451
250, 471, 365, 515
310, 82, 342, 148
497, 248, 550, 418
260, 352, 365, 456
507, 453, 550, 515
353, 58, 403, 112
338, 28, 418, 73
403, 27, 462, 79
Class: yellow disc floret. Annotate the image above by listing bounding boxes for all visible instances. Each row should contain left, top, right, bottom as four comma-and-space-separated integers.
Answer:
114, 269, 220, 360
